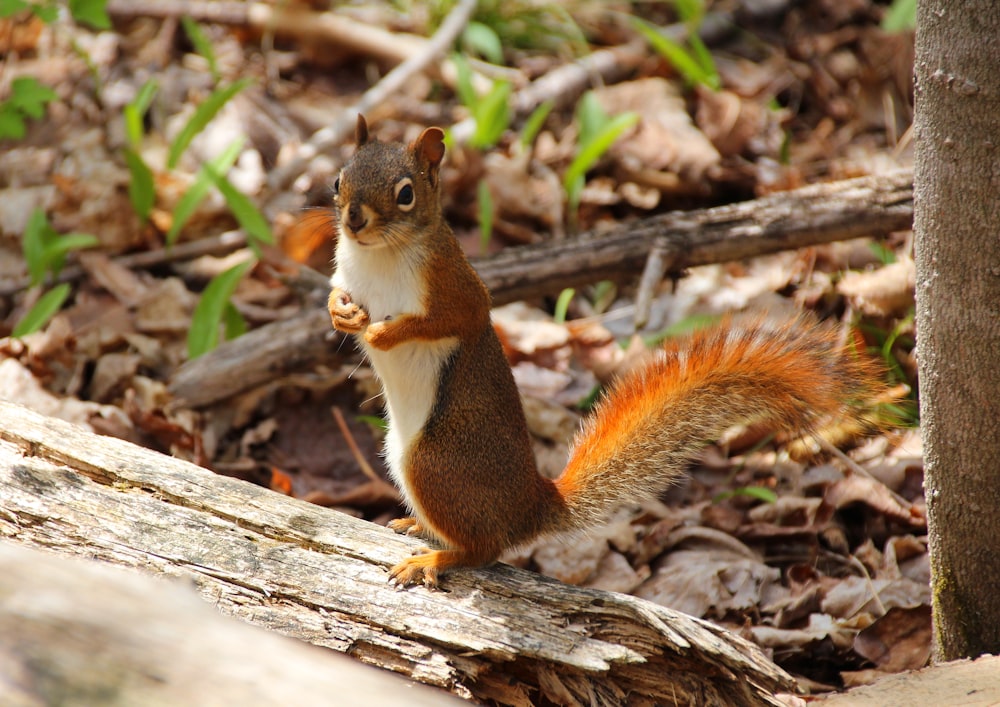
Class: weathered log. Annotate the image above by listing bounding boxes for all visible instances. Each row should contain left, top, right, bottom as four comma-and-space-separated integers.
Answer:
169, 169, 914, 408
0, 542, 460, 706
0, 400, 797, 706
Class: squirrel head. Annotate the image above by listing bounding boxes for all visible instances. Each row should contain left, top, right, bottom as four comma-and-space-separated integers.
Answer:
334, 114, 446, 249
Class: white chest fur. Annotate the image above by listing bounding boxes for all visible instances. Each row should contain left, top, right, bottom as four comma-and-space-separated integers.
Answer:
331, 240, 457, 508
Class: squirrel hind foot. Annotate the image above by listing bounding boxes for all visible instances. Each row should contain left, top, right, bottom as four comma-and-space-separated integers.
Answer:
388, 548, 490, 589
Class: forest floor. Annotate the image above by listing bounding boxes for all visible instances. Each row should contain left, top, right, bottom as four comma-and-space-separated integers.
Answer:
0, 0, 924, 698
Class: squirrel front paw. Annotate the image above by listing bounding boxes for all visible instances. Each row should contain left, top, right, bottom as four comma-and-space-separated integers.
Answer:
328, 289, 369, 333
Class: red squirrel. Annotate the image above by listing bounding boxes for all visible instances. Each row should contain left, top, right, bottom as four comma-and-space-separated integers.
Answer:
328, 115, 878, 588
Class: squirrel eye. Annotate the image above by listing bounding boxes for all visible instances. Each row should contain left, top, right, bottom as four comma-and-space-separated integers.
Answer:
395, 178, 415, 212
333, 176, 341, 195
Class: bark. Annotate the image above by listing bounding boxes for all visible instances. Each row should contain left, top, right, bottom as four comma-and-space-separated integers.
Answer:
0, 542, 459, 707
0, 401, 798, 706
913, 0, 1000, 660
170, 170, 913, 407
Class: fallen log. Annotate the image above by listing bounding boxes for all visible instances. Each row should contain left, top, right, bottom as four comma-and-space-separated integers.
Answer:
169, 169, 914, 408
0, 400, 796, 706
0, 542, 460, 706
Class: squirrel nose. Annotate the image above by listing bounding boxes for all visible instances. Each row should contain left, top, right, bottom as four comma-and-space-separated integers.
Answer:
346, 204, 368, 233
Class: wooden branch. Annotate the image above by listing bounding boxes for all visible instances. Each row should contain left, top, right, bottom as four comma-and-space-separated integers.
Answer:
106, 0, 426, 65
169, 169, 914, 407
263, 0, 479, 195
0, 542, 461, 706
0, 401, 796, 706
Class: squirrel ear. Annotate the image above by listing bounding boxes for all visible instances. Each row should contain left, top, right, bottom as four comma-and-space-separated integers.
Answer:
356, 114, 369, 147
414, 127, 445, 168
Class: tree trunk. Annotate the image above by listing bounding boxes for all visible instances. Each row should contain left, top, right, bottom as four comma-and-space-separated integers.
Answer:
913, 1, 1000, 660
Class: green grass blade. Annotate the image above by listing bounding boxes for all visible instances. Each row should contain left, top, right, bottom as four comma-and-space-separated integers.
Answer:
211, 173, 274, 252
181, 16, 220, 80
631, 17, 712, 88
167, 78, 251, 169
167, 136, 243, 245
553, 288, 575, 324
13, 284, 72, 338
22, 208, 50, 286
520, 100, 553, 148
124, 79, 158, 148
188, 259, 254, 359
563, 112, 638, 193
124, 148, 156, 221
471, 81, 511, 149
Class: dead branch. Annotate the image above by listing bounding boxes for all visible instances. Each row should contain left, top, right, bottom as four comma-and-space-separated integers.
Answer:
169, 169, 913, 408
262, 0, 479, 195
0, 400, 796, 706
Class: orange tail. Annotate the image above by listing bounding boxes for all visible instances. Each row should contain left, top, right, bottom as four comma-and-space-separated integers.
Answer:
550, 314, 880, 530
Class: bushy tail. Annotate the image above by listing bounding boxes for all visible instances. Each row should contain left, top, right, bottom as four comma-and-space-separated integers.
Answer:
550, 314, 880, 530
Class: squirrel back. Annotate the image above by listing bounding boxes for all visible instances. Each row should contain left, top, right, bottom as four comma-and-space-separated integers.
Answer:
328, 116, 882, 588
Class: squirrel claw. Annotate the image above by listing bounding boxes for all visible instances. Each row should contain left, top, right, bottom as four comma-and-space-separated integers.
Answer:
328, 290, 369, 333
389, 551, 440, 588
388, 517, 425, 537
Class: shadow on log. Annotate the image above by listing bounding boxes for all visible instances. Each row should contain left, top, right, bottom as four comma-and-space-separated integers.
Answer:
0, 400, 797, 705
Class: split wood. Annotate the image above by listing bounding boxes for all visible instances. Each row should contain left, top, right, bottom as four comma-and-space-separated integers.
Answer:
0, 400, 796, 706
170, 169, 914, 408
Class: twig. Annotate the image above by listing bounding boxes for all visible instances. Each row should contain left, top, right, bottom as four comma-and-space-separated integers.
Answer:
0, 231, 248, 298
815, 434, 915, 513
330, 406, 382, 487
106, 0, 424, 65
634, 244, 671, 329
264, 0, 478, 195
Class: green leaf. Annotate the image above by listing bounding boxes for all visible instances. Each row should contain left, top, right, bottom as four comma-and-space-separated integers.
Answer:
553, 288, 575, 324
687, 34, 720, 90
0, 0, 30, 19
31, 2, 57, 23
181, 16, 219, 80
477, 179, 493, 256
124, 79, 158, 148
520, 100, 553, 148
882, 0, 917, 32
42, 232, 99, 277
576, 91, 608, 147
470, 81, 511, 149
167, 137, 243, 245
222, 300, 246, 340
631, 17, 713, 89
452, 53, 478, 110
68, 0, 110, 29
13, 284, 71, 338
211, 173, 274, 252
22, 208, 53, 286
124, 148, 155, 220
563, 112, 638, 194
462, 22, 503, 64
673, 0, 704, 25
188, 259, 254, 359
713, 486, 779, 504
9, 77, 58, 119
167, 78, 252, 169
356, 414, 387, 432
0, 106, 26, 140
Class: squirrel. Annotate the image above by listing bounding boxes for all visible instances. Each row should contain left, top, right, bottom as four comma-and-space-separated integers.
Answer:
328, 115, 879, 588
